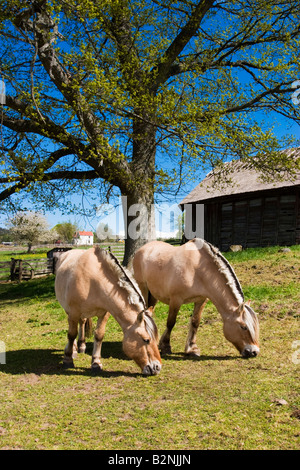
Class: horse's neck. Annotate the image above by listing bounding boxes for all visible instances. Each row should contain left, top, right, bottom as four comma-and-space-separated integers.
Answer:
201, 256, 242, 319
109, 298, 140, 331
208, 286, 240, 319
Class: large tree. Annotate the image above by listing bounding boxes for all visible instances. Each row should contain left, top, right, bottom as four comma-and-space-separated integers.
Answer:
0, 0, 299, 264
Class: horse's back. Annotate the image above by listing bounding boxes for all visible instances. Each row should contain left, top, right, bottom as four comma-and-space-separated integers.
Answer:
55, 248, 96, 312
56, 249, 86, 270
133, 241, 199, 304
134, 240, 197, 274
55, 249, 86, 286
133, 241, 175, 279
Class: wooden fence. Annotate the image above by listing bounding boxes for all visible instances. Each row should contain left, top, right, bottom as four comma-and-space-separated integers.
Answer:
0, 261, 12, 282
10, 258, 54, 281
100, 242, 125, 260
0, 243, 126, 282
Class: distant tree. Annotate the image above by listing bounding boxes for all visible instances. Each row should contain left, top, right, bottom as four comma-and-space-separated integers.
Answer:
0, 227, 13, 243
54, 221, 77, 243
8, 211, 57, 252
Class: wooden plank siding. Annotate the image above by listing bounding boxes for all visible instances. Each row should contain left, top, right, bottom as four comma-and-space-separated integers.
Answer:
203, 188, 300, 251
180, 148, 300, 250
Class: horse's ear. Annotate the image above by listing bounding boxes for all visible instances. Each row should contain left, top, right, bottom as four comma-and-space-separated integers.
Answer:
137, 311, 144, 324
237, 304, 244, 315
146, 306, 154, 317
237, 300, 251, 315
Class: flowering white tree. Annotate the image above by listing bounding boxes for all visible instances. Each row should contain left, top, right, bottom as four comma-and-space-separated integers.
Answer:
8, 212, 57, 253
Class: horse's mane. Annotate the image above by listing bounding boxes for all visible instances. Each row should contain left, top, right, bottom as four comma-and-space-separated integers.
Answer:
94, 247, 158, 341
95, 246, 145, 308
192, 238, 245, 305
243, 304, 259, 342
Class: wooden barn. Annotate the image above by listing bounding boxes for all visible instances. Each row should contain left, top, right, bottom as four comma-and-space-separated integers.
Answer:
180, 149, 300, 251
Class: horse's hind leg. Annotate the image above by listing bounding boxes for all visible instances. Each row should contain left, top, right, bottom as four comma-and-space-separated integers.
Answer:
137, 283, 157, 309
91, 311, 110, 371
63, 316, 78, 368
148, 291, 157, 309
78, 318, 92, 354
159, 299, 181, 355
185, 298, 207, 356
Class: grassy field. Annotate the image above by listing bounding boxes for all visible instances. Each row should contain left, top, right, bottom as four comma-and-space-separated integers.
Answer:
0, 245, 299, 450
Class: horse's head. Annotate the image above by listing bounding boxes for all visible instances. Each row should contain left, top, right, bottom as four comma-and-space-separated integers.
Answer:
122, 307, 162, 375
223, 301, 259, 358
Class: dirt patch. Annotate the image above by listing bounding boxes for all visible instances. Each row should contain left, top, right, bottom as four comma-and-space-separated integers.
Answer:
19, 373, 41, 386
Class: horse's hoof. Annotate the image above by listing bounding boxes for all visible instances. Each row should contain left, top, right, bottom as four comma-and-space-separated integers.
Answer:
185, 347, 201, 357
91, 363, 103, 373
159, 345, 172, 355
63, 360, 74, 369
185, 350, 201, 358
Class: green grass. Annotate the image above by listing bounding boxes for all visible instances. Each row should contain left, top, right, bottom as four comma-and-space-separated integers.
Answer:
224, 244, 300, 262
0, 245, 299, 450
0, 247, 50, 262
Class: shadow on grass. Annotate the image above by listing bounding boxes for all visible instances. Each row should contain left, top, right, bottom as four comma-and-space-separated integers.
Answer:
0, 276, 56, 304
1, 341, 142, 378
161, 352, 236, 361
1, 341, 237, 379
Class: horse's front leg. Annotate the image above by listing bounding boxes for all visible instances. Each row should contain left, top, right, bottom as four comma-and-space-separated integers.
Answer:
159, 300, 181, 355
91, 312, 110, 371
63, 316, 78, 368
185, 298, 207, 356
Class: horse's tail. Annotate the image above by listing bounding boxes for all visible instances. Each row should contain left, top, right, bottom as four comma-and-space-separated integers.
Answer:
85, 318, 93, 338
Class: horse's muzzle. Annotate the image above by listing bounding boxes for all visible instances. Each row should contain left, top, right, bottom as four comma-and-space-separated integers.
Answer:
242, 345, 259, 358
142, 361, 162, 376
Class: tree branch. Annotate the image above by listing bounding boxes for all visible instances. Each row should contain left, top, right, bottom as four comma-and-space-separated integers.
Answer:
4, 95, 86, 150
2, 95, 134, 194
223, 82, 295, 115
150, 0, 215, 91
0, 169, 98, 202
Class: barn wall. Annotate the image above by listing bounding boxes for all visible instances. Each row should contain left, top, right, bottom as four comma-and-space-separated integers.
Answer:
201, 188, 300, 250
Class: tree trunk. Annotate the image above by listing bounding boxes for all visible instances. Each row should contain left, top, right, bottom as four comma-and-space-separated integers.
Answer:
122, 116, 156, 267
122, 190, 156, 267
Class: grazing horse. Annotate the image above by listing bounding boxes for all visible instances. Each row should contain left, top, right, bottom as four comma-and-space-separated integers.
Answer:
55, 247, 162, 375
133, 238, 259, 358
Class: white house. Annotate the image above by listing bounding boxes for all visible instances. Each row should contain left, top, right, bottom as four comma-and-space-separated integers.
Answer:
73, 231, 94, 246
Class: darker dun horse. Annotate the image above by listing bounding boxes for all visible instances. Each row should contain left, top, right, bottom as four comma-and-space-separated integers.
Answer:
55, 247, 161, 375
133, 238, 259, 358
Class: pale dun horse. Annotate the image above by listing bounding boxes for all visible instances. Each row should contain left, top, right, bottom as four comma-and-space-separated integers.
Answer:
55, 247, 161, 375
133, 238, 259, 358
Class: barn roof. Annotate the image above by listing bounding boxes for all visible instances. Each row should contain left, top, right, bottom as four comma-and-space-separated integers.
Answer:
180, 147, 300, 205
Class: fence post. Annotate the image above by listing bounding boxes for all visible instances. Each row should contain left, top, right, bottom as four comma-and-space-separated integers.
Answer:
10, 258, 16, 281
52, 257, 56, 274
18, 260, 23, 282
